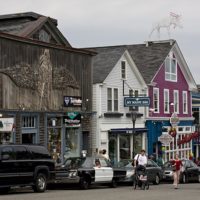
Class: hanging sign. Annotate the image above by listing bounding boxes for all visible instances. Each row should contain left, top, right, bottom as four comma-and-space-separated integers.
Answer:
170, 113, 180, 127
0, 118, 14, 132
63, 112, 81, 128
63, 96, 82, 107
158, 133, 173, 145
124, 97, 150, 107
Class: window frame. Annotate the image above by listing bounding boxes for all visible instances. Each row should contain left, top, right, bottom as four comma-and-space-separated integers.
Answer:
173, 90, 179, 114
121, 60, 126, 80
164, 89, 170, 113
183, 91, 188, 114
107, 88, 119, 112
153, 88, 159, 113
165, 54, 177, 82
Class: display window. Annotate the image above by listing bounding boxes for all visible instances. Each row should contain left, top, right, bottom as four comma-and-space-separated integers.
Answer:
64, 128, 80, 159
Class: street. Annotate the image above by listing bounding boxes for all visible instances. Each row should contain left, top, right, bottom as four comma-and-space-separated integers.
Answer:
0, 183, 199, 200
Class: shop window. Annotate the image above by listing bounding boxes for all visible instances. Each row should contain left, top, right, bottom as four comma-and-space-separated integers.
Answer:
120, 134, 130, 159
64, 129, 80, 159
48, 128, 62, 162
0, 132, 13, 144
109, 134, 118, 165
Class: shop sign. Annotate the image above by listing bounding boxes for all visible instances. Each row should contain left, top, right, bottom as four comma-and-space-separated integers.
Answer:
158, 133, 173, 145
0, 118, 14, 132
63, 96, 82, 107
124, 97, 150, 107
63, 112, 81, 128
170, 112, 180, 127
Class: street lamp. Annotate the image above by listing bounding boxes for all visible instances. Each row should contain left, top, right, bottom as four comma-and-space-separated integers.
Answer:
131, 110, 137, 157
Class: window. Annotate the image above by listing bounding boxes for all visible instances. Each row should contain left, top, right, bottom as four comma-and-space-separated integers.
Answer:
121, 61, 126, 79
153, 88, 159, 113
107, 88, 118, 112
164, 89, 169, 113
22, 116, 36, 128
114, 88, 118, 111
174, 90, 179, 113
183, 91, 188, 114
165, 53, 177, 82
1, 147, 15, 160
107, 88, 112, 112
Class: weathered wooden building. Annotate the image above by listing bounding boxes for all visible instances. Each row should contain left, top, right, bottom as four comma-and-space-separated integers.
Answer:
0, 12, 95, 162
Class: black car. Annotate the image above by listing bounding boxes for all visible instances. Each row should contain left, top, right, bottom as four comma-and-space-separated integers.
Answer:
0, 144, 55, 193
54, 156, 126, 189
163, 159, 200, 183
115, 159, 164, 185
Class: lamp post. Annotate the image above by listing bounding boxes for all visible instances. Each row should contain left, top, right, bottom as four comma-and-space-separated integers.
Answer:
131, 110, 137, 157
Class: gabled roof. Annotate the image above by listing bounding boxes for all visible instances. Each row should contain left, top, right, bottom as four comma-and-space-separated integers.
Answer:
87, 40, 174, 84
0, 12, 71, 47
87, 46, 126, 83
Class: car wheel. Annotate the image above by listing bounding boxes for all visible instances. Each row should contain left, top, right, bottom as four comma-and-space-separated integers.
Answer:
182, 173, 188, 183
153, 175, 160, 185
80, 177, 90, 190
33, 173, 47, 193
110, 178, 117, 188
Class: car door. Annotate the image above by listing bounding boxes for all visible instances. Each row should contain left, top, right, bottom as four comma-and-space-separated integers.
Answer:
0, 146, 18, 186
188, 160, 199, 181
146, 160, 156, 182
14, 146, 33, 184
94, 158, 113, 182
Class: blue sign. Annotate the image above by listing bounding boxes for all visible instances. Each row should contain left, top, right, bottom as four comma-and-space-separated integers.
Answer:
124, 97, 150, 107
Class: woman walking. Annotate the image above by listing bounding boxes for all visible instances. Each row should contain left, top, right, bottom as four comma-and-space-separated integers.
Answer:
171, 154, 183, 189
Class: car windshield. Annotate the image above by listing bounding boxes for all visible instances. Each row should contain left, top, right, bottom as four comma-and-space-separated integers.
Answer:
64, 157, 87, 169
114, 159, 132, 168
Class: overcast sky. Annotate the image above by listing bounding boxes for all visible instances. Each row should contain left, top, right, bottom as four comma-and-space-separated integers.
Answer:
1, 0, 200, 84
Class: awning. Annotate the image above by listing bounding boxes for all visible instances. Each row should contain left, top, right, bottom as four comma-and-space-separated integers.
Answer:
109, 128, 148, 134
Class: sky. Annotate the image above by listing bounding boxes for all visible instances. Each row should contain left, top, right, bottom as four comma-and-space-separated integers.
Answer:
1, 0, 200, 84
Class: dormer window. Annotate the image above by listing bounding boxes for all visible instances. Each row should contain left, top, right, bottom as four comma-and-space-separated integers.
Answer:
165, 52, 177, 82
121, 61, 126, 79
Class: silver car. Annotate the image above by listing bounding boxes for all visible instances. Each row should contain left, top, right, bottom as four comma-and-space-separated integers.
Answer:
163, 159, 200, 183
115, 159, 164, 185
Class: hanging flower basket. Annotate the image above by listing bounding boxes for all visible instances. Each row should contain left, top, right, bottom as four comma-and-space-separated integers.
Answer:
168, 127, 177, 137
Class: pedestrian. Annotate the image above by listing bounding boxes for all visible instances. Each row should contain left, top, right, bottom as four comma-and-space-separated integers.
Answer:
133, 149, 147, 167
102, 149, 110, 160
170, 154, 183, 189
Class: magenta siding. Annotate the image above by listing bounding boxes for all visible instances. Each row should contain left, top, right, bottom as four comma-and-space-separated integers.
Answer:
149, 62, 191, 118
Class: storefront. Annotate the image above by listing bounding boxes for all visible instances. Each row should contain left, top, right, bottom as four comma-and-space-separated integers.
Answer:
47, 112, 81, 163
146, 119, 195, 162
108, 128, 147, 164
0, 117, 15, 144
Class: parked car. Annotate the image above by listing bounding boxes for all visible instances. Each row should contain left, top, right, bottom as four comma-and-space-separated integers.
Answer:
115, 159, 164, 185
0, 144, 55, 193
163, 159, 200, 183
54, 156, 126, 189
